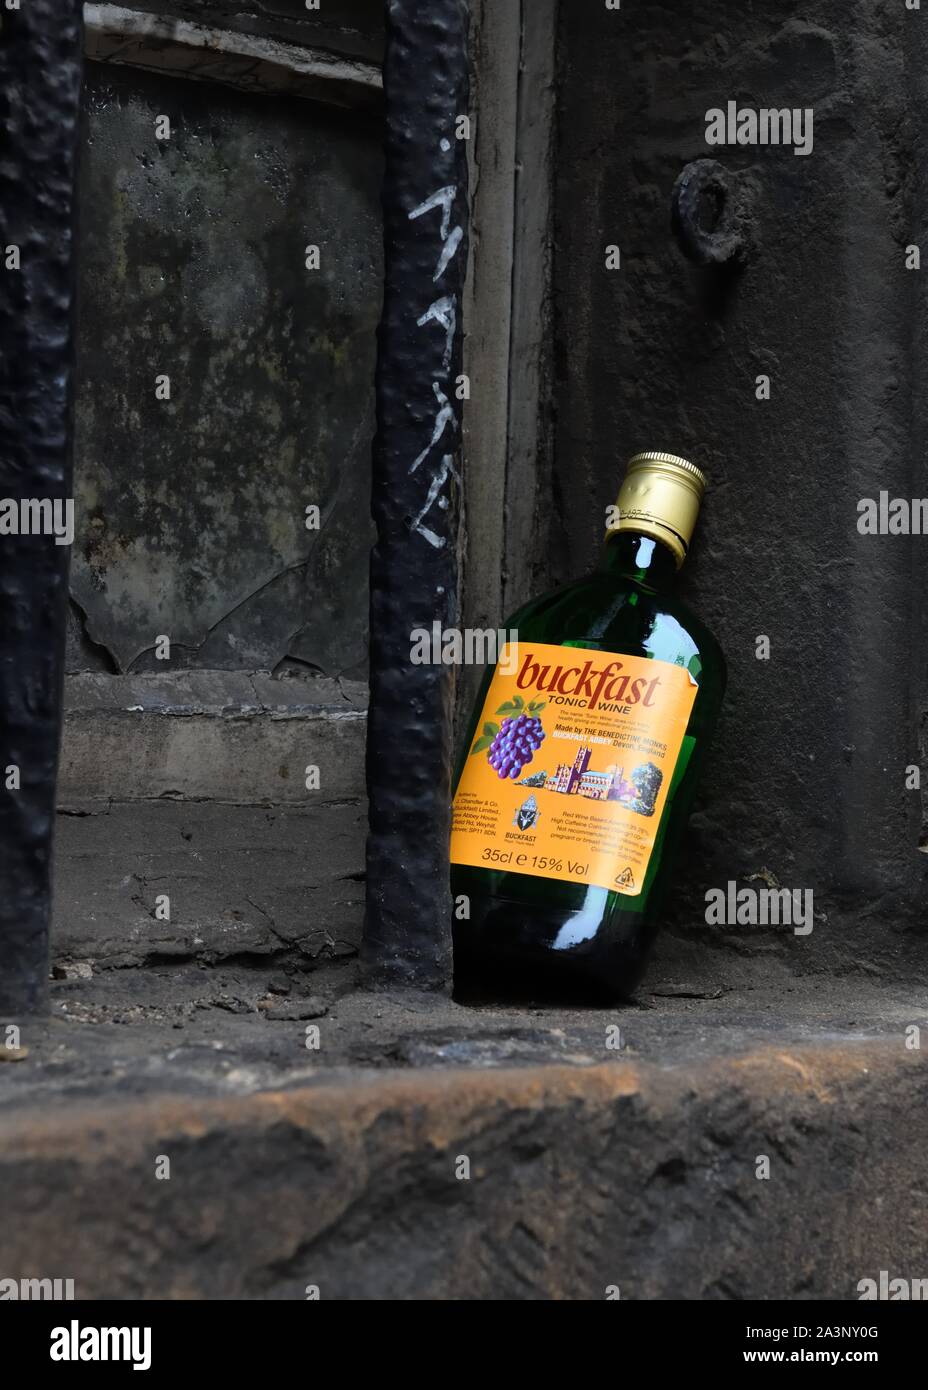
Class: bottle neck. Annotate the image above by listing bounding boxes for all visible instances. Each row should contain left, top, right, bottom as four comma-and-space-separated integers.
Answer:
600, 532, 678, 592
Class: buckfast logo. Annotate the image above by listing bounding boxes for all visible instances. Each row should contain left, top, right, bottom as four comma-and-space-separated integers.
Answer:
49, 1321, 151, 1371
515, 651, 661, 712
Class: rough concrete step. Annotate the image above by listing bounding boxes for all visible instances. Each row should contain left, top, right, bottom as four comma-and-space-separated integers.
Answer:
1, 982, 926, 1299
58, 671, 368, 805
53, 671, 369, 970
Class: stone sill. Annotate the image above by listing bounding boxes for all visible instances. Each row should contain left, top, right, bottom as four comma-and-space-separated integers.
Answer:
64, 671, 368, 719
59, 671, 368, 805
1, 973, 925, 1298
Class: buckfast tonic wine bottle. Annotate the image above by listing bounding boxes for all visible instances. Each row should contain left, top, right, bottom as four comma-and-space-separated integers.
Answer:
451, 451, 726, 1002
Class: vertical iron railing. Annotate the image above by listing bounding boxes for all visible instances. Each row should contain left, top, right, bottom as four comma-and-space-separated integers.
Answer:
0, 1, 83, 1013
365, 0, 470, 988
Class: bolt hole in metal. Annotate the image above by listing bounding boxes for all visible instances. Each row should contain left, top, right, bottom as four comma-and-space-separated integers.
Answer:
696, 185, 724, 234
671, 158, 747, 267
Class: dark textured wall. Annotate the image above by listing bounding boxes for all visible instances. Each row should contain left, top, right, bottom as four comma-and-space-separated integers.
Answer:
69, 60, 382, 678
552, 0, 928, 979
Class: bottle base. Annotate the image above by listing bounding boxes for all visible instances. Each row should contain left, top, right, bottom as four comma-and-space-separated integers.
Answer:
452, 891, 653, 1007
452, 950, 628, 1007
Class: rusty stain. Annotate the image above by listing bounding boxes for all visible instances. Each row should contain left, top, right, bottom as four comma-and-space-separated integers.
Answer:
7, 1038, 915, 1165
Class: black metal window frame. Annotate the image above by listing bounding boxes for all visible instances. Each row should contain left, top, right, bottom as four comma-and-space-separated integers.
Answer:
0, 0, 468, 1013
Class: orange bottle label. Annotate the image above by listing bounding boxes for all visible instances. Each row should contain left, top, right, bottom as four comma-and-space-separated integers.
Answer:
451, 641, 698, 895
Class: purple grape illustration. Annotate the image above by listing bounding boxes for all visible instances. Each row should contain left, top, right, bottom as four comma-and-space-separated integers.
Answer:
487, 713, 545, 780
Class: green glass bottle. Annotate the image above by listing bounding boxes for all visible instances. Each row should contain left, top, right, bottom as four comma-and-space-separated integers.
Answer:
451, 451, 726, 1002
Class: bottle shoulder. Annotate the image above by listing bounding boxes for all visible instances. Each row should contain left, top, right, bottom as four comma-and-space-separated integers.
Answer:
504, 571, 725, 685
655, 590, 726, 676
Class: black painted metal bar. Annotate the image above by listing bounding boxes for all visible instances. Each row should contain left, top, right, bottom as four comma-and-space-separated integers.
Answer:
365, 0, 469, 988
0, 1, 83, 1013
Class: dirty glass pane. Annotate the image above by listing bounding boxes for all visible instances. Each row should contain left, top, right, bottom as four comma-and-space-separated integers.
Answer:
71, 63, 381, 678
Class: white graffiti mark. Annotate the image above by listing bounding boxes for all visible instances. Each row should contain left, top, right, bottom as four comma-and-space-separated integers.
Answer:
409, 185, 456, 240
433, 224, 464, 282
410, 454, 460, 548
417, 295, 456, 372
410, 382, 457, 474
409, 183, 464, 282
407, 176, 464, 546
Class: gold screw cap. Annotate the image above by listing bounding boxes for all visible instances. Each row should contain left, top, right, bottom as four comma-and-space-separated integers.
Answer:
608, 450, 708, 567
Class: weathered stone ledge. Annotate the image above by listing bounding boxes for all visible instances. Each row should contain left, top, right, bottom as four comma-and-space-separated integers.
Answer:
0, 981, 925, 1299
